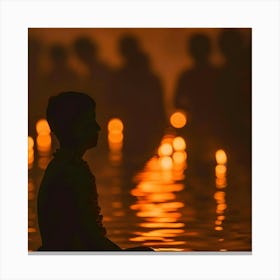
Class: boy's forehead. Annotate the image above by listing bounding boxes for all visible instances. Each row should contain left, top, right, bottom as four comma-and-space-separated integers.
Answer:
78, 107, 96, 120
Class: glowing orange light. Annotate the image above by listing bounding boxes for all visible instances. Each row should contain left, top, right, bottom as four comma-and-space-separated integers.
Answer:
143, 241, 186, 246
170, 111, 187, 128
161, 134, 175, 144
28, 136, 34, 150
137, 208, 164, 218
158, 143, 173, 157
215, 164, 227, 178
141, 229, 184, 237
28, 136, 35, 167
215, 226, 223, 231
216, 177, 227, 188
172, 137, 186, 151
137, 182, 155, 193
156, 248, 185, 252
214, 191, 226, 201
217, 203, 227, 211
217, 215, 225, 221
36, 119, 51, 135
129, 236, 167, 242
147, 217, 179, 223
215, 220, 222, 225
108, 132, 123, 143
172, 151, 187, 164
137, 210, 181, 219
158, 201, 185, 210
147, 192, 176, 202
108, 141, 123, 151
159, 156, 173, 170
28, 149, 34, 164
28, 228, 37, 233
140, 222, 185, 229
133, 183, 184, 194
108, 118, 123, 132
215, 149, 227, 165
36, 134, 51, 149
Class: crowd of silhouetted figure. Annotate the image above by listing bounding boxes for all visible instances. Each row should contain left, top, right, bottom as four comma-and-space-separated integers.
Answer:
174, 29, 251, 178
29, 29, 251, 186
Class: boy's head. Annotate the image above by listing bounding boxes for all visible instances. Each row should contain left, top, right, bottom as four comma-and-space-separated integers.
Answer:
47, 92, 100, 149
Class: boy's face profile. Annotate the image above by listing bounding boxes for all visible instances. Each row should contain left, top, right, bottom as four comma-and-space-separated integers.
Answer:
73, 107, 101, 150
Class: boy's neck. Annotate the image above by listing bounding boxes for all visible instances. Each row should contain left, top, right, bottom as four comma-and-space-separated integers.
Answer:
59, 145, 86, 159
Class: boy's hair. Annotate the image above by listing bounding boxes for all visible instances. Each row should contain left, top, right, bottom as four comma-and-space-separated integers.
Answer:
46, 91, 96, 144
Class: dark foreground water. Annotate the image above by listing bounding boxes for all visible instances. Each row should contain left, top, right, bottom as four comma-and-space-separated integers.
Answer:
28, 131, 251, 252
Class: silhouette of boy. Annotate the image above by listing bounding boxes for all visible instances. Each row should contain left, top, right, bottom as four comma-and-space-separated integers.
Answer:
37, 92, 122, 251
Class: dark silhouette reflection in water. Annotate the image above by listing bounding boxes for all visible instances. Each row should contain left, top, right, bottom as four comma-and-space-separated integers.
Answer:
110, 35, 167, 186
174, 33, 220, 181
37, 92, 153, 251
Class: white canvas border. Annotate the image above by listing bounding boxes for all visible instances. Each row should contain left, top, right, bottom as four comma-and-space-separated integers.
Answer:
0, 0, 279, 279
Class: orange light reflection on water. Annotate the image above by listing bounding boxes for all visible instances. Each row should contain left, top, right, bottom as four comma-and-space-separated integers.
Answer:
158, 143, 173, 157
108, 118, 123, 165
34, 119, 52, 170
173, 151, 187, 165
28, 136, 34, 168
214, 149, 228, 248
146, 192, 176, 202
172, 137, 186, 151
140, 222, 185, 229
130, 134, 187, 251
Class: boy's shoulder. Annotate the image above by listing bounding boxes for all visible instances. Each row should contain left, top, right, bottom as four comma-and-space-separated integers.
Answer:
44, 154, 95, 187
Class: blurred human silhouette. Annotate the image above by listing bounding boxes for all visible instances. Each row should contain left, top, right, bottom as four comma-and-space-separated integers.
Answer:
37, 92, 153, 251
38, 44, 81, 127
73, 36, 113, 150
46, 44, 80, 91
174, 33, 219, 176
216, 29, 251, 166
110, 35, 167, 184
73, 36, 111, 92
28, 37, 44, 136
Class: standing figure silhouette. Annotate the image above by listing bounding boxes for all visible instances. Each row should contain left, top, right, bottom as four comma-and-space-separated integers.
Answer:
216, 29, 251, 166
174, 33, 219, 177
110, 35, 166, 185
37, 92, 153, 251
73, 37, 113, 151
